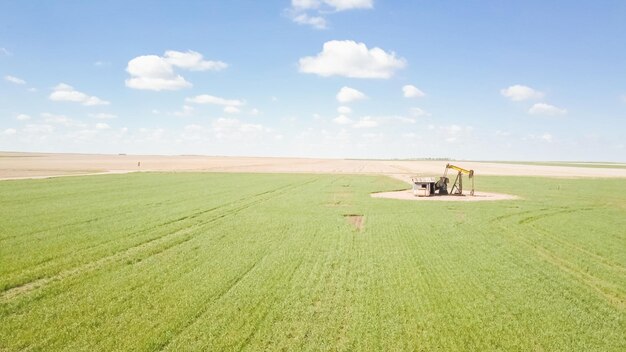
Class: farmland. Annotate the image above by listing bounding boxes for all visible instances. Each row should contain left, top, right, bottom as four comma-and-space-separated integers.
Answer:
0, 172, 625, 351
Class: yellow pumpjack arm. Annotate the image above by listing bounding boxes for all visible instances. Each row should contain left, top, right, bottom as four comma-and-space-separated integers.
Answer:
444, 163, 475, 196
446, 164, 473, 176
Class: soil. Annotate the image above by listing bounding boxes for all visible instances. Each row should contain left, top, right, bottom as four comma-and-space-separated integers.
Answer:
2, 152, 625, 181
371, 190, 519, 202
344, 215, 365, 231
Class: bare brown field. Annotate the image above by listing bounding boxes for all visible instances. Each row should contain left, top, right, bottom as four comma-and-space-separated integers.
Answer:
1, 151, 626, 181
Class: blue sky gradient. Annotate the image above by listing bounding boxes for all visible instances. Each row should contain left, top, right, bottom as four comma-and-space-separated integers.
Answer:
1, 1, 625, 161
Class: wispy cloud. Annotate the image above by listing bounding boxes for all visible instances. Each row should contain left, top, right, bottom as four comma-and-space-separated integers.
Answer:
336, 86, 366, 103
4, 75, 26, 85
528, 103, 567, 116
402, 85, 425, 98
501, 84, 543, 101
186, 94, 245, 106
49, 83, 110, 106
286, 0, 373, 29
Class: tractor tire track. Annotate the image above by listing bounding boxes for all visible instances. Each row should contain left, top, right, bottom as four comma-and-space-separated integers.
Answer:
1, 178, 317, 302
1, 184, 237, 245
235, 257, 306, 352
158, 209, 318, 351
7, 179, 297, 273
528, 224, 626, 275
494, 207, 626, 275
152, 251, 271, 352
491, 210, 626, 310
517, 207, 594, 224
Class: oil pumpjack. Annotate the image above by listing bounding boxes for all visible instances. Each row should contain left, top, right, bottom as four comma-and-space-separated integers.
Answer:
411, 163, 475, 197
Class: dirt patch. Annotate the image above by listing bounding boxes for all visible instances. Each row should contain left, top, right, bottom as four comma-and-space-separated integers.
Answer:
371, 190, 519, 202
344, 214, 365, 231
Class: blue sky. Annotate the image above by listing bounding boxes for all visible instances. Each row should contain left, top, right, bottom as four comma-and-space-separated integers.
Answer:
1, 0, 625, 161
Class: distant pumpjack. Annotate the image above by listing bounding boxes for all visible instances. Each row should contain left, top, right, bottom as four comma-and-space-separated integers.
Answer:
441, 163, 474, 196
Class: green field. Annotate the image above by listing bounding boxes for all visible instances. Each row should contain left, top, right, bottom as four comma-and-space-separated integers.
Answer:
1, 173, 624, 351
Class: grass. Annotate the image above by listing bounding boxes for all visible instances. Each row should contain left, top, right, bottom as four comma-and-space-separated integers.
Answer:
0, 172, 624, 351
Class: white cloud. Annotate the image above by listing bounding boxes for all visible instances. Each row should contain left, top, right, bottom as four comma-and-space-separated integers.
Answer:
525, 132, 553, 143
174, 105, 194, 117
95, 123, 110, 130
292, 13, 327, 29
41, 113, 70, 123
163, 50, 228, 71
402, 85, 425, 98
436, 124, 473, 143
2, 128, 16, 136
353, 116, 379, 128
42, 113, 86, 128
332, 114, 415, 128
180, 124, 208, 142
125, 50, 226, 91
23, 123, 54, 135
336, 86, 366, 103
250, 108, 261, 115
333, 115, 353, 125
93, 61, 109, 67
292, 0, 320, 10
495, 130, 511, 137
212, 117, 271, 138
500, 85, 544, 101
291, 0, 373, 11
119, 127, 167, 145
443, 124, 463, 134
184, 124, 206, 133
16, 114, 31, 121
288, 0, 372, 29
337, 106, 352, 114
89, 113, 117, 119
361, 132, 383, 140
0, 48, 11, 56
324, 0, 373, 11
5, 75, 26, 85
224, 106, 241, 114
180, 118, 277, 144
125, 55, 191, 91
186, 94, 245, 106
528, 103, 567, 116
299, 40, 406, 79
409, 107, 430, 117
49, 83, 110, 106
212, 118, 243, 132
387, 115, 416, 124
